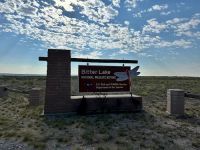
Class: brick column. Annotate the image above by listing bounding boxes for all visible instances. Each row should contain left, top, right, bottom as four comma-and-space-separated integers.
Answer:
44, 49, 71, 114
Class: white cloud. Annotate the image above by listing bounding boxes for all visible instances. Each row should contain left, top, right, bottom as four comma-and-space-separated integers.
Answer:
166, 18, 186, 24
148, 4, 168, 12
166, 14, 200, 39
0, 0, 197, 57
73, 51, 103, 59
156, 39, 192, 49
78, 1, 119, 24
124, 20, 130, 26
172, 39, 192, 48
143, 18, 168, 33
134, 4, 169, 17
125, 0, 137, 8
180, 2, 185, 5
124, 0, 143, 10
47, 0, 119, 24
138, 53, 152, 57
0, 1, 17, 13
160, 11, 171, 16
0, 0, 39, 17
142, 14, 200, 40
112, 0, 121, 8
176, 18, 200, 32
53, 0, 78, 12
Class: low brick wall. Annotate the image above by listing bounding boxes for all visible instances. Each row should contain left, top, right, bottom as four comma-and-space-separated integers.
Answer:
44, 94, 142, 115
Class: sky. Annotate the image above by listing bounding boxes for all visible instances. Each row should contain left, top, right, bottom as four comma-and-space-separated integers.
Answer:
0, 0, 200, 76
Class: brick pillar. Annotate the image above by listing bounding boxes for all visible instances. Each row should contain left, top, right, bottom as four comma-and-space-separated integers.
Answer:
44, 49, 71, 114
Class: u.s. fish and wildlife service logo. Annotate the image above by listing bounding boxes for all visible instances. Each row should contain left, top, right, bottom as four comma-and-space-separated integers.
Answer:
114, 66, 140, 81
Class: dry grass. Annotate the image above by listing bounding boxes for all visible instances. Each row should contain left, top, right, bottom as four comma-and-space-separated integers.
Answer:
0, 76, 200, 150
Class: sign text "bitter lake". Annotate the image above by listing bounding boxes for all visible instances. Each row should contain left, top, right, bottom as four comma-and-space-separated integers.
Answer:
81, 69, 111, 75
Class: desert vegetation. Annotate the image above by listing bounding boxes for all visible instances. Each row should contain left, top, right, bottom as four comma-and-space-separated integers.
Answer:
0, 76, 200, 150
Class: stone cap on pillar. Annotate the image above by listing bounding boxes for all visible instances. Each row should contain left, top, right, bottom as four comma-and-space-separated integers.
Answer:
167, 89, 185, 95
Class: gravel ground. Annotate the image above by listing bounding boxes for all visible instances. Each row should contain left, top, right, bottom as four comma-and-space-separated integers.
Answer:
0, 139, 33, 150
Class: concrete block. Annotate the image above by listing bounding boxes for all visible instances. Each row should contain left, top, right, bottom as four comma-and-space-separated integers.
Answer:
167, 89, 184, 115
29, 88, 44, 106
0, 85, 8, 98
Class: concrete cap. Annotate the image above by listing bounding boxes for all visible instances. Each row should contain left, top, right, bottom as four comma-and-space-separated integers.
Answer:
167, 89, 184, 92
31, 88, 42, 91
167, 89, 184, 95
71, 94, 141, 100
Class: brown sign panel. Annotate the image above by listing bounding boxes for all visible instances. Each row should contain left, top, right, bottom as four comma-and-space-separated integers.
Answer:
79, 65, 130, 92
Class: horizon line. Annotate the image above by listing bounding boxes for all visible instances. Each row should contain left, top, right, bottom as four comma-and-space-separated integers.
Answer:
0, 73, 199, 78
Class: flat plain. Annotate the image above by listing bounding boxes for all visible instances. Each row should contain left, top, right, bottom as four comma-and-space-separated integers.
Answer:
0, 76, 200, 150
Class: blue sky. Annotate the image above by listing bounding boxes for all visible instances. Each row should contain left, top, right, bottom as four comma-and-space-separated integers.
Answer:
0, 0, 200, 76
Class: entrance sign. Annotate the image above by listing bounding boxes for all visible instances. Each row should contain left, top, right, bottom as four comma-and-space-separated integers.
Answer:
39, 49, 142, 115
79, 65, 130, 92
